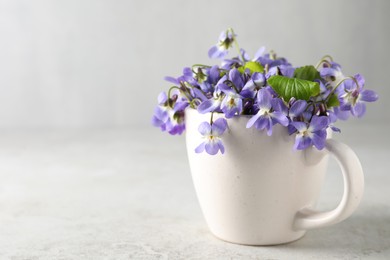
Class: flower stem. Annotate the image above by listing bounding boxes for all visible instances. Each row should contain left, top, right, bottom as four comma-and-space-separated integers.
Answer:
315, 55, 334, 69
192, 64, 211, 74
325, 76, 360, 102
168, 86, 192, 106
210, 112, 214, 125
228, 28, 245, 63
189, 98, 201, 109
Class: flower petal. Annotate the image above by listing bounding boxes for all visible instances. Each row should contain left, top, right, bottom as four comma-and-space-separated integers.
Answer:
264, 86, 278, 96
255, 116, 269, 131
271, 111, 289, 126
280, 65, 295, 78
288, 124, 297, 135
290, 121, 307, 133
240, 89, 255, 99
219, 83, 234, 94
265, 67, 278, 78
208, 46, 218, 59
229, 68, 244, 89
183, 67, 193, 77
153, 106, 168, 122
192, 88, 208, 101
271, 98, 288, 114
252, 72, 265, 85
240, 48, 250, 62
173, 101, 189, 112
310, 116, 329, 132
212, 118, 227, 136
294, 135, 312, 150
217, 140, 225, 154
354, 73, 365, 89
289, 100, 307, 117
151, 116, 163, 127
266, 118, 273, 136
351, 102, 366, 118
242, 80, 255, 91
257, 89, 272, 110
320, 67, 337, 77
195, 142, 205, 153
157, 92, 167, 105
246, 112, 261, 128
205, 141, 220, 155
164, 77, 179, 85
208, 46, 227, 59
312, 130, 327, 150
198, 99, 220, 114
168, 124, 185, 135
330, 125, 341, 133
360, 90, 378, 102
333, 107, 350, 120
209, 65, 220, 83
198, 122, 211, 136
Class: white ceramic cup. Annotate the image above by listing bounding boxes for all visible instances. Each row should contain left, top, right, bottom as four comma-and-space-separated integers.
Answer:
185, 108, 364, 245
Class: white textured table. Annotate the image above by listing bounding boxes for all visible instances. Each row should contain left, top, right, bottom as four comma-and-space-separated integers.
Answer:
0, 124, 389, 259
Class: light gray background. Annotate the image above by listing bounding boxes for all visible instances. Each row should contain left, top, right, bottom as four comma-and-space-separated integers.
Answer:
0, 0, 388, 128
0, 1, 390, 259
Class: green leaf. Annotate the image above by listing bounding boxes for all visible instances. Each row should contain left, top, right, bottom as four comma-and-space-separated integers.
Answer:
268, 75, 320, 101
238, 61, 264, 74
237, 66, 245, 74
293, 65, 321, 81
326, 93, 340, 108
244, 61, 264, 73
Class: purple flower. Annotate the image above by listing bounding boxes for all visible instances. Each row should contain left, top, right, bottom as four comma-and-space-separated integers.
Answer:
241, 72, 266, 98
195, 118, 228, 155
208, 30, 235, 59
255, 52, 291, 68
265, 65, 295, 79
246, 89, 289, 136
338, 74, 378, 118
197, 66, 220, 94
289, 99, 307, 118
272, 98, 307, 134
164, 67, 197, 86
219, 83, 243, 118
228, 68, 245, 91
197, 95, 223, 114
333, 106, 350, 120
207, 65, 221, 84
152, 92, 188, 135
327, 111, 341, 133
291, 115, 329, 150
153, 30, 380, 154
221, 57, 243, 70
320, 62, 344, 87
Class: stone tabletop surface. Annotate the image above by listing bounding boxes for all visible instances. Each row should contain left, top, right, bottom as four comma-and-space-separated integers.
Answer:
0, 123, 389, 260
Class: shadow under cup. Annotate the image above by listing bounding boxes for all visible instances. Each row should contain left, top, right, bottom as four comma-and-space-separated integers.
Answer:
185, 108, 362, 246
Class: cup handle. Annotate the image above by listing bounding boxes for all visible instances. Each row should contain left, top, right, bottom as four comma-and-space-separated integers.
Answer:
293, 139, 364, 230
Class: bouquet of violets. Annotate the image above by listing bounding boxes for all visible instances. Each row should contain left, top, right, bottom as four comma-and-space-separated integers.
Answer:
152, 28, 378, 155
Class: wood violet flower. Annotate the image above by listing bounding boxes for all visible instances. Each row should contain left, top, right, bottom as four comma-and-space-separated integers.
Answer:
338, 74, 379, 118
291, 116, 329, 150
195, 118, 228, 155
152, 28, 379, 155
246, 89, 289, 136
